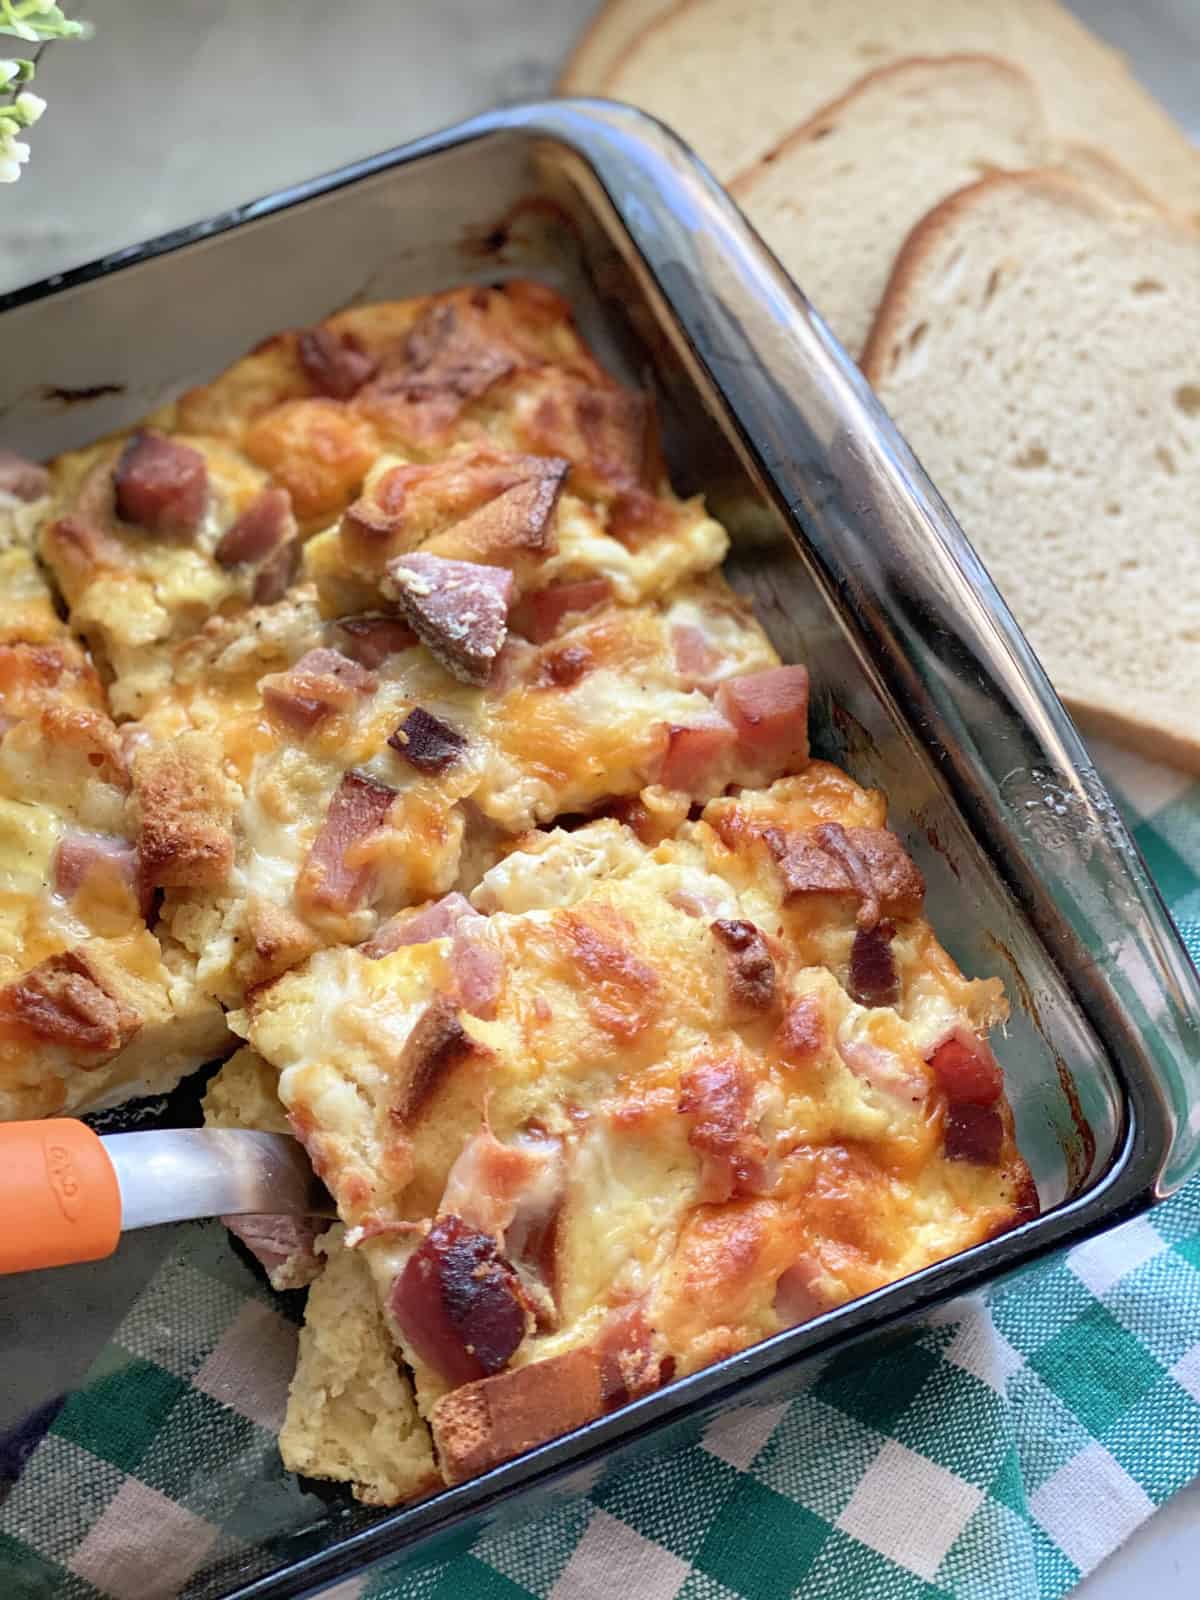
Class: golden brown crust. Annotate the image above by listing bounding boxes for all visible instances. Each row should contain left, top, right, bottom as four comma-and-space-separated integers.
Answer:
39, 704, 129, 789
0, 949, 142, 1059
391, 996, 486, 1125
421, 460, 568, 571
0, 641, 104, 717
133, 733, 236, 889
240, 899, 321, 990
243, 398, 379, 528
40, 512, 124, 596
512, 370, 652, 501
432, 1346, 605, 1483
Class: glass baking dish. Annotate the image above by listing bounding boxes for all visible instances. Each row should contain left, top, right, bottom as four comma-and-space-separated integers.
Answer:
1, 101, 1198, 1600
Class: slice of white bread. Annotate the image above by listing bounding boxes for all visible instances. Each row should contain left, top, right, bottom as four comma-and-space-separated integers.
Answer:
862, 170, 1200, 769
730, 56, 1049, 358
280, 1225, 439, 1506
596, 0, 1200, 218
558, 0, 671, 92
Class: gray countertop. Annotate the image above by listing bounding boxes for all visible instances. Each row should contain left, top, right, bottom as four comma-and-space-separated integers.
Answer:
3, 1, 1197, 1594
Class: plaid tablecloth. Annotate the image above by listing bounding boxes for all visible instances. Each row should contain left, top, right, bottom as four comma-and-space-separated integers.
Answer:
3, 736, 1200, 1600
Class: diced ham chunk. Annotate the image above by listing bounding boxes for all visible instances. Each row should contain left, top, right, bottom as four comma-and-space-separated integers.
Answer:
512, 577, 613, 644
452, 917, 503, 1019
596, 1301, 672, 1407
261, 647, 378, 734
838, 1033, 928, 1106
221, 1213, 328, 1290
774, 1257, 832, 1327
388, 706, 467, 773
113, 430, 208, 537
252, 538, 301, 604
657, 715, 737, 791
213, 486, 296, 571
711, 918, 777, 1014
0, 449, 49, 503
53, 830, 150, 919
667, 886, 722, 918
679, 1053, 771, 1204
297, 326, 377, 399
715, 665, 809, 770
384, 552, 514, 686
336, 612, 417, 668
774, 995, 827, 1065
944, 1103, 1004, 1165
672, 623, 722, 688
363, 891, 476, 958
297, 770, 396, 914
848, 921, 899, 1008
390, 1214, 529, 1386
439, 1127, 562, 1268
766, 821, 924, 930
927, 1034, 1003, 1107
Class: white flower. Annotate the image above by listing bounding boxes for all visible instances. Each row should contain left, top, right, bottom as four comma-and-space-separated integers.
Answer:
15, 89, 43, 122
0, 60, 18, 86
3, 20, 38, 42
0, 129, 29, 179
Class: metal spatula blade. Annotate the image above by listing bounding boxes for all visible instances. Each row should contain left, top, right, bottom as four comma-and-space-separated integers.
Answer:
1, 1120, 334, 1274
104, 1128, 335, 1230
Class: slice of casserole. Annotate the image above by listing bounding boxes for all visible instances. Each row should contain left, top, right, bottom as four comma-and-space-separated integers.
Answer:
0, 501, 227, 1118
38, 282, 694, 721
203, 1048, 438, 1504
132, 570, 798, 1007
237, 778, 1034, 1487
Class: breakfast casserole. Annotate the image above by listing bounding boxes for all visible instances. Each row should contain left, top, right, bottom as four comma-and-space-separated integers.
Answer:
5, 280, 1036, 1504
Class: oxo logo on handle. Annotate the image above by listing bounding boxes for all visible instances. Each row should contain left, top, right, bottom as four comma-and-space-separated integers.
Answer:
44, 1138, 83, 1221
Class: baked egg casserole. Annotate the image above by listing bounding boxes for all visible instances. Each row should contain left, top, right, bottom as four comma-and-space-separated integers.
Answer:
2, 281, 1036, 1504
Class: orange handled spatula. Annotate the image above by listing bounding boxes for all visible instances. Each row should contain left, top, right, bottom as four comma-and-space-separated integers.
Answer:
0, 1120, 333, 1274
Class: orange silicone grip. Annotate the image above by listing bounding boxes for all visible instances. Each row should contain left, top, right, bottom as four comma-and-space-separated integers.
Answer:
0, 1119, 121, 1273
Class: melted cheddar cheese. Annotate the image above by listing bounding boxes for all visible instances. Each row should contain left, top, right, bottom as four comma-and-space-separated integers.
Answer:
238, 812, 1029, 1453
9, 280, 1034, 1507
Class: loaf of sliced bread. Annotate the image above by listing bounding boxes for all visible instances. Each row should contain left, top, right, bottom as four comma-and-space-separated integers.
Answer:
863, 171, 1200, 768
731, 56, 1049, 358
595, 0, 1200, 217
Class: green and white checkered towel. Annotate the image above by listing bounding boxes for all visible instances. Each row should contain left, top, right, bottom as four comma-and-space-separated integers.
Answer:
3, 737, 1200, 1600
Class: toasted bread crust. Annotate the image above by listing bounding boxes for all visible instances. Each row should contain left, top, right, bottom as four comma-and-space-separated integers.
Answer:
556, 0, 675, 92
0, 949, 141, 1058
861, 168, 1125, 384
432, 1346, 605, 1482
728, 53, 1042, 196
133, 732, 236, 890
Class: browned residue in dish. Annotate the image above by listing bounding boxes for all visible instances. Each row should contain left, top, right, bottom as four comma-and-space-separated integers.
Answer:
40, 382, 126, 407
459, 196, 579, 262
921, 821, 962, 881
829, 698, 877, 763
984, 931, 1096, 1197
1055, 1056, 1097, 1196
985, 932, 1043, 1035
